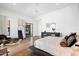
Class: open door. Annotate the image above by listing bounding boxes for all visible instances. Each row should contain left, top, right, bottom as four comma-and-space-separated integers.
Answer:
25, 23, 33, 38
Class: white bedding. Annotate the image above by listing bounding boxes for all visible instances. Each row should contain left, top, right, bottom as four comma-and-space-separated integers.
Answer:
34, 36, 74, 56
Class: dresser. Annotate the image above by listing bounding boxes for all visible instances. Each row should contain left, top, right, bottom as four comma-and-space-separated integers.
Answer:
41, 32, 61, 38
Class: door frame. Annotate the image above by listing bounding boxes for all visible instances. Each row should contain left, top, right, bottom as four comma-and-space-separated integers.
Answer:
25, 23, 33, 38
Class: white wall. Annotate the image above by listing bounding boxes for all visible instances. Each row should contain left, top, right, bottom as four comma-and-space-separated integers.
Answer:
1, 4, 78, 37
10, 18, 18, 38
32, 19, 39, 36
0, 15, 7, 35
24, 19, 39, 36
0, 8, 39, 38
38, 4, 79, 36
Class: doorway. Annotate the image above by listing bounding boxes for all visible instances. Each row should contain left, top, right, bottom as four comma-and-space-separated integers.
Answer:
25, 23, 33, 38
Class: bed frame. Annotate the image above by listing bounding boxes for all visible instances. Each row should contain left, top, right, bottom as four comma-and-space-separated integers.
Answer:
29, 36, 53, 56
29, 46, 53, 56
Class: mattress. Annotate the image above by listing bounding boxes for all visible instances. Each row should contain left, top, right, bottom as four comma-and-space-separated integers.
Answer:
34, 36, 73, 56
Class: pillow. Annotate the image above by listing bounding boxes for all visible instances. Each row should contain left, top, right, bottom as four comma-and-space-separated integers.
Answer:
66, 33, 77, 47
60, 38, 68, 47
76, 32, 79, 41
76, 32, 79, 36
60, 33, 77, 47
64, 35, 68, 40
76, 36, 79, 41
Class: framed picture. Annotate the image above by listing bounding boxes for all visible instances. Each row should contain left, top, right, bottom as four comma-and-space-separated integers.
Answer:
46, 22, 56, 31
51, 23, 56, 31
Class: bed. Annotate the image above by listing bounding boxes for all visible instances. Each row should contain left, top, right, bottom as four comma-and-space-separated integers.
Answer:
30, 33, 79, 56
33, 36, 73, 56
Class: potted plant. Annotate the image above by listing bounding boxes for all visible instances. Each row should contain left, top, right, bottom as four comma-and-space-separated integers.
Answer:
0, 35, 7, 46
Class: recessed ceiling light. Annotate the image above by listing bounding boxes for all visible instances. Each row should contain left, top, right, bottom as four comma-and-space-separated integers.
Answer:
12, 3, 16, 6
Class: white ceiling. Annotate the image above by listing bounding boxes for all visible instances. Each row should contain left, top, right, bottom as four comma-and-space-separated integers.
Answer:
0, 3, 75, 18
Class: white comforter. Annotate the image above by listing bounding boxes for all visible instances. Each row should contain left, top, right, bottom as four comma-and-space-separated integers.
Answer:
34, 36, 73, 56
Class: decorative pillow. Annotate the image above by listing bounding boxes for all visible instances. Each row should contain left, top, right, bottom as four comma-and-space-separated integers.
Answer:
60, 38, 68, 47
60, 33, 77, 47
64, 35, 68, 40
66, 33, 77, 47
76, 32, 79, 41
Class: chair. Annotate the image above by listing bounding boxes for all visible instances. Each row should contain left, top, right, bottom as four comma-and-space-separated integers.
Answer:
0, 48, 9, 56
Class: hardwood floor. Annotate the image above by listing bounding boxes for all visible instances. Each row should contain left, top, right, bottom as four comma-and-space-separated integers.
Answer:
1, 37, 39, 56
